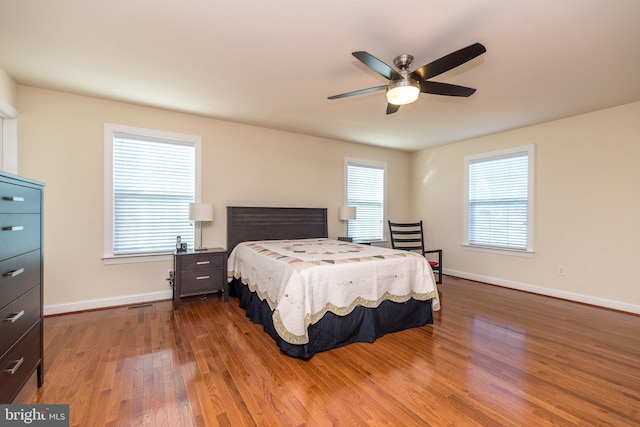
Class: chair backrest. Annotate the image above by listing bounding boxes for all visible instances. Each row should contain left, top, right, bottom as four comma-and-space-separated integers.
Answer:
388, 221, 425, 255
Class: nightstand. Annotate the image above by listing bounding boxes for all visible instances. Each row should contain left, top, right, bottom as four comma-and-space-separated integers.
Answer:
173, 247, 227, 309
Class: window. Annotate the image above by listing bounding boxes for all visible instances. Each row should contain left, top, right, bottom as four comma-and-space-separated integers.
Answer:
346, 158, 386, 242
104, 124, 201, 263
464, 145, 534, 253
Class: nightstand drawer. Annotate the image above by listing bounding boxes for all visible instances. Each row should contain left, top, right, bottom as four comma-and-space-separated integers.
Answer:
0, 286, 40, 360
0, 250, 41, 309
173, 248, 228, 308
180, 269, 224, 295
0, 322, 41, 403
180, 253, 224, 270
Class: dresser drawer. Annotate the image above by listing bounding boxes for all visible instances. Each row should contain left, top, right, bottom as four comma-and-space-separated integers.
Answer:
0, 182, 41, 214
0, 214, 41, 261
0, 286, 41, 360
0, 250, 41, 310
180, 268, 224, 295
180, 253, 224, 270
0, 322, 41, 403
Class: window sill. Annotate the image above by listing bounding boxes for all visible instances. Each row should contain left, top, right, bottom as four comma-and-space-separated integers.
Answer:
462, 244, 534, 258
102, 252, 173, 265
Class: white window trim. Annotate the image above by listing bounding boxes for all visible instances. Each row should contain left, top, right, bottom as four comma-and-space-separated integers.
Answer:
1, 109, 20, 175
103, 123, 202, 265
0, 116, 20, 175
344, 157, 387, 242
463, 144, 535, 255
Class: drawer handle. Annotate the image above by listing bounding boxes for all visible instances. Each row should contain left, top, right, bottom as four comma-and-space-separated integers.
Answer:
196, 261, 210, 265
5, 357, 25, 375
196, 275, 210, 280
2, 225, 24, 231
2, 196, 25, 202
4, 268, 25, 278
5, 310, 24, 323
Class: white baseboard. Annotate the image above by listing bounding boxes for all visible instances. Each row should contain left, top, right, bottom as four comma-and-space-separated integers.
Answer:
43, 272, 640, 316
444, 268, 640, 315
44, 290, 173, 316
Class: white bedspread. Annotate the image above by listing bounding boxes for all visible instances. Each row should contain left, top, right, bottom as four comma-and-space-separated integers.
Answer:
227, 238, 440, 345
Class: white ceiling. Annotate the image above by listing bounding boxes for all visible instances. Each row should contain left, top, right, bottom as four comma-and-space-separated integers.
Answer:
1, 0, 639, 152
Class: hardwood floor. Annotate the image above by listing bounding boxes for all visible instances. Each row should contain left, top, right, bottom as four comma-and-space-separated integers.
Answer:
16, 277, 640, 426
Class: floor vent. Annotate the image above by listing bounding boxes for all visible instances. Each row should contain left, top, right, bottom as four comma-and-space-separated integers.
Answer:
127, 303, 155, 310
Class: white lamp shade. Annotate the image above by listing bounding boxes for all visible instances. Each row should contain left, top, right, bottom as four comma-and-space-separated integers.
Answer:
189, 203, 214, 222
386, 84, 420, 105
339, 206, 356, 221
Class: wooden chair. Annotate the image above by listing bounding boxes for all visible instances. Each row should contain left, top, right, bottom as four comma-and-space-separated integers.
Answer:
388, 220, 443, 284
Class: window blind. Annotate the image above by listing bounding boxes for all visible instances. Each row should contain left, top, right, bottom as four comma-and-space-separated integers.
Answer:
113, 133, 195, 255
468, 151, 529, 250
347, 162, 385, 241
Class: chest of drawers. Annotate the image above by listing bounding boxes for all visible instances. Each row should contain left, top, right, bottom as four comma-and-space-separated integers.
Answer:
173, 248, 227, 309
0, 171, 44, 403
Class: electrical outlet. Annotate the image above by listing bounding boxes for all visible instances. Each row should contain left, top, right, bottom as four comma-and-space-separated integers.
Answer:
557, 266, 566, 276
167, 269, 174, 286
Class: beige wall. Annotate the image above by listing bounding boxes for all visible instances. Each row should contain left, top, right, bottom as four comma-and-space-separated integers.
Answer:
17, 84, 640, 314
412, 101, 640, 313
18, 86, 411, 313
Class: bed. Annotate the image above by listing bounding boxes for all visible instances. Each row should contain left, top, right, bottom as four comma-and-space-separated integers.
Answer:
226, 206, 440, 358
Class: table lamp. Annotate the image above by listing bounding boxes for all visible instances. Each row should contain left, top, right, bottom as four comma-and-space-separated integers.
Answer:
189, 202, 214, 251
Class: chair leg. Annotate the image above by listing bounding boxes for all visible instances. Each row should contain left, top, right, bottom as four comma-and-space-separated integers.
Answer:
424, 249, 443, 285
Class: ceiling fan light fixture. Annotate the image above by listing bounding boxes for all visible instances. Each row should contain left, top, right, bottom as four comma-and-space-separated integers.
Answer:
386, 79, 420, 105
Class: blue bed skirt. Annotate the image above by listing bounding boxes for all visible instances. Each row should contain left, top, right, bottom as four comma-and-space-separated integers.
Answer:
230, 278, 434, 359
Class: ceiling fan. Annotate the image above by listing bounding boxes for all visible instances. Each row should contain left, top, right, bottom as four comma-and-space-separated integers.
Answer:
328, 42, 486, 114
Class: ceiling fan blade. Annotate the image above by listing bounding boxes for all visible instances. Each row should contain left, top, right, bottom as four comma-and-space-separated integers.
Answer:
352, 51, 402, 80
328, 85, 387, 100
421, 81, 477, 97
411, 42, 486, 81
386, 103, 400, 115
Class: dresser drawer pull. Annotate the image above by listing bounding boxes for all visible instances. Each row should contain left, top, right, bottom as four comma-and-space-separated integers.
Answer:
2, 225, 24, 231
5, 310, 25, 323
196, 275, 210, 280
4, 268, 25, 278
5, 357, 25, 375
196, 261, 210, 265
2, 196, 25, 202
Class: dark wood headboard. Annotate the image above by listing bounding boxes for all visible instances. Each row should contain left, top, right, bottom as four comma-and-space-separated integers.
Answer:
227, 206, 328, 252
